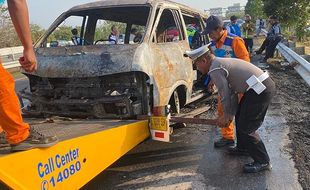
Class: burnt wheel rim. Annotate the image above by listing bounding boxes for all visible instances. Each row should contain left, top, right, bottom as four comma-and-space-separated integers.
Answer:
173, 90, 180, 114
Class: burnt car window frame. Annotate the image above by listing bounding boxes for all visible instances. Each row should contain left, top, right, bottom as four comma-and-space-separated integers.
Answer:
88, 6, 151, 45
150, 7, 163, 43
40, 14, 88, 48
172, 10, 185, 41
152, 8, 184, 44
36, 5, 152, 48
181, 12, 209, 46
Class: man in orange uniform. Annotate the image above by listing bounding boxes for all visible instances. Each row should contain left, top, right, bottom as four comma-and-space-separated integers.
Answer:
0, 0, 58, 151
204, 16, 250, 153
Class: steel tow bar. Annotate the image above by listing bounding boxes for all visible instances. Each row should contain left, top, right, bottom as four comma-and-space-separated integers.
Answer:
169, 117, 218, 126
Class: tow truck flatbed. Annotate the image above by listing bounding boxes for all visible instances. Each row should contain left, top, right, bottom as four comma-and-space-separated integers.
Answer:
0, 118, 149, 190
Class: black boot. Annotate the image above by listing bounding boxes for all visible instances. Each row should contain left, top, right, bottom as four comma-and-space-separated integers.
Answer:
214, 138, 234, 148
227, 146, 249, 156
255, 50, 262, 55
243, 162, 272, 173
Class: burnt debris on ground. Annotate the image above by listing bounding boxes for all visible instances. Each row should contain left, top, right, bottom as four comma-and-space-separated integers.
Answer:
269, 66, 310, 189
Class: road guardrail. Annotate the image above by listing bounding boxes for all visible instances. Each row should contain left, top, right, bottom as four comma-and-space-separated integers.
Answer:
0, 46, 23, 69
277, 43, 310, 86
261, 29, 310, 86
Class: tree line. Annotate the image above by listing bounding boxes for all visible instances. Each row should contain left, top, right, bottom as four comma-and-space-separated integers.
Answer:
245, 0, 310, 40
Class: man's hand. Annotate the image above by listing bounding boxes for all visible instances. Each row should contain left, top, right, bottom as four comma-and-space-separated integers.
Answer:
217, 116, 232, 128
207, 80, 215, 93
19, 48, 37, 72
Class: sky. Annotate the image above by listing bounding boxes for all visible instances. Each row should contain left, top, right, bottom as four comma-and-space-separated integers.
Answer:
27, 0, 247, 28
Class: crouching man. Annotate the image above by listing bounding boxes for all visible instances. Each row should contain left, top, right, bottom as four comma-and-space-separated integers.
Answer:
184, 44, 276, 173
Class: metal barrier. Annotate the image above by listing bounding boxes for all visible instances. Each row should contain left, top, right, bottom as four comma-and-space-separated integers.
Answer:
0, 46, 23, 69
260, 29, 310, 86
277, 43, 310, 86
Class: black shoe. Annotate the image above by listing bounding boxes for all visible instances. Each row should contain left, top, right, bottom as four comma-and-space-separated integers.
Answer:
258, 59, 270, 69
227, 146, 249, 156
243, 162, 272, 173
214, 138, 234, 148
255, 50, 262, 55
11, 127, 58, 152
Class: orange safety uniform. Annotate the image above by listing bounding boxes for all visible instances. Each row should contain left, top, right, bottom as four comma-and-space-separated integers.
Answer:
210, 30, 250, 140
0, 62, 29, 144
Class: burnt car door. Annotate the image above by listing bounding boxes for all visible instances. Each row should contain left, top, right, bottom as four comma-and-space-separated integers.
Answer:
181, 11, 209, 50
180, 11, 211, 96
149, 7, 195, 108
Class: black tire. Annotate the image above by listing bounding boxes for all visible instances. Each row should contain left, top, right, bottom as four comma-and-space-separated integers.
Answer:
169, 90, 180, 114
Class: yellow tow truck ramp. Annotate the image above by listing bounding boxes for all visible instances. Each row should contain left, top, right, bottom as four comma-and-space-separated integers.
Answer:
0, 119, 149, 190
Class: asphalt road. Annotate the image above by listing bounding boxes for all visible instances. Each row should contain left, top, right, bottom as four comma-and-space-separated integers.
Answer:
81, 55, 302, 190
80, 97, 301, 190
14, 71, 302, 190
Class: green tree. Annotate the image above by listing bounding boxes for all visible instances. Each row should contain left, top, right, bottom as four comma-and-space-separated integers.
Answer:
48, 26, 73, 42
245, 0, 265, 20
262, 0, 310, 41
0, 5, 9, 23
30, 24, 46, 43
94, 21, 126, 41
0, 5, 20, 48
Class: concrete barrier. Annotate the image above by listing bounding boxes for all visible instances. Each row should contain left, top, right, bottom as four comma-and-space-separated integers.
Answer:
0, 46, 23, 69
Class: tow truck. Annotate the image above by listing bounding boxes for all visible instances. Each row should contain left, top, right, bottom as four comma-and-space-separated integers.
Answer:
0, 104, 217, 190
0, 117, 149, 190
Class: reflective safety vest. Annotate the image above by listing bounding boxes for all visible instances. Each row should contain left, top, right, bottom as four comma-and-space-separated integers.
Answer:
228, 24, 242, 37
210, 33, 237, 58
187, 28, 197, 46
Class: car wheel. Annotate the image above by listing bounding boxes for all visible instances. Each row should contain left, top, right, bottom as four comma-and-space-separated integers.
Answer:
170, 90, 180, 114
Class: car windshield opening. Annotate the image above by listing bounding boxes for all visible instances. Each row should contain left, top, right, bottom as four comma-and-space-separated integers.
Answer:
42, 6, 150, 47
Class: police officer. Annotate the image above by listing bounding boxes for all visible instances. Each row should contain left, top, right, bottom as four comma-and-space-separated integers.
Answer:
226, 15, 242, 37
256, 15, 282, 62
204, 15, 250, 151
242, 14, 256, 53
184, 44, 275, 173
